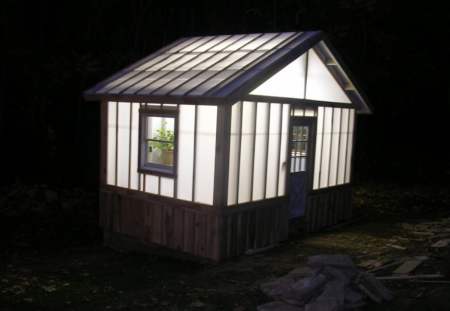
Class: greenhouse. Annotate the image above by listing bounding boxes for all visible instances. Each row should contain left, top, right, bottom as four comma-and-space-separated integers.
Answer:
84, 31, 371, 260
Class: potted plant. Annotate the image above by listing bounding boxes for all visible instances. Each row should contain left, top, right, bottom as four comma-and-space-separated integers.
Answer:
149, 120, 174, 166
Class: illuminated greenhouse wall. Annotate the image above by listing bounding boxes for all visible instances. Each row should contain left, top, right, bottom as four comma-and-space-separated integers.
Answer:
106, 101, 217, 205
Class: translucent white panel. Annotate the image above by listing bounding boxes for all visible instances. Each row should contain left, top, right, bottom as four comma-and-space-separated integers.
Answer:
180, 36, 214, 52
134, 54, 175, 71
238, 102, 256, 203
243, 33, 278, 50
145, 53, 185, 71
144, 175, 159, 194
194, 106, 217, 205
107, 102, 117, 186
224, 34, 260, 51
266, 104, 281, 198
337, 109, 349, 184
168, 37, 202, 53
306, 49, 351, 103
193, 35, 229, 52
109, 71, 154, 94
328, 108, 341, 187
209, 34, 245, 51
177, 53, 214, 70
126, 71, 169, 95
258, 32, 296, 50
319, 107, 333, 188
250, 54, 306, 99
345, 110, 355, 183
170, 71, 217, 96
116, 102, 130, 188
194, 52, 230, 70
252, 102, 269, 200
163, 53, 198, 70
278, 104, 290, 196
188, 69, 238, 96
293, 108, 304, 116
305, 108, 316, 116
228, 102, 242, 205
313, 107, 324, 189
129, 103, 140, 190
210, 51, 248, 70
177, 105, 195, 201
139, 71, 181, 93
152, 71, 199, 96
160, 177, 174, 197
228, 51, 265, 70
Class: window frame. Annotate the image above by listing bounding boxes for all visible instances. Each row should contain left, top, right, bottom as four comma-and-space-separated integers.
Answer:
138, 106, 178, 177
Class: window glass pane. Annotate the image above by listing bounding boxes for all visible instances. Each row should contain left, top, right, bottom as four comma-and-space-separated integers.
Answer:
337, 109, 349, 184
210, 51, 248, 70
160, 177, 174, 197
145, 116, 175, 167
345, 109, 355, 183
228, 102, 242, 205
146, 53, 185, 71
164, 53, 198, 70
329, 108, 341, 187
319, 107, 333, 188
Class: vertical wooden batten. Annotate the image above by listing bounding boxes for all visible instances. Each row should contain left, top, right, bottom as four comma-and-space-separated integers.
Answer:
213, 103, 232, 208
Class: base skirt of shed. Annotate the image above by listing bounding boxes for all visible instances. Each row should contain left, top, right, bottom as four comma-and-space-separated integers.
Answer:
99, 187, 289, 261
304, 185, 352, 232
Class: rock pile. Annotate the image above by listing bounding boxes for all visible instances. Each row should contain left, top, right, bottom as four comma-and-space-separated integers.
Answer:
258, 254, 392, 311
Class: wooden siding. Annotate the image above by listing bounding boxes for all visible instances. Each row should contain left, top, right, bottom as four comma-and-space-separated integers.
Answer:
304, 185, 352, 232
100, 186, 289, 261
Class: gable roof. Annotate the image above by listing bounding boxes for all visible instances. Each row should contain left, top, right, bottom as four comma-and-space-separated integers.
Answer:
84, 31, 371, 114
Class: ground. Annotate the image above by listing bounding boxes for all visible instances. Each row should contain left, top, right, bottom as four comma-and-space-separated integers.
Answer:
1, 183, 449, 311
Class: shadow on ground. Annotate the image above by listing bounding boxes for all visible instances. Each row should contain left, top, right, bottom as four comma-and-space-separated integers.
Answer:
0, 182, 449, 310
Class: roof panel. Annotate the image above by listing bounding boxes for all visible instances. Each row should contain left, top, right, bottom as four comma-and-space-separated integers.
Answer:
84, 31, 370, 113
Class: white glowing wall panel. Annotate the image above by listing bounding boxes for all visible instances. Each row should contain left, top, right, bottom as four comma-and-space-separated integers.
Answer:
194, 106, 217, 205
116, 102, 130, 188
312, 107, 324, 189
105, 102, 217, 205
319, 107, 333, 188
345, 110, 355, 183
228, 101, 290, 205
337, 109, 349, 184
266, 104, 282, 198
107, 102, 117, 186
145, 174, 159, 194
250, 54, 306, 98
313, 107, 355, 189
238, 102, 256, 203
328, 108, 341, 187
305, 50, 351, 103
278, 104, 290, 196
252, 102, 269, 201
160, 177, 174, 197
129, 103, 140, 190
176, 105, 195, 201
227, 102, 242, 205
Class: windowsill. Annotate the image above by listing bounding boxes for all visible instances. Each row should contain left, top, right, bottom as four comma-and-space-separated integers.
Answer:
138, 166, 176, 178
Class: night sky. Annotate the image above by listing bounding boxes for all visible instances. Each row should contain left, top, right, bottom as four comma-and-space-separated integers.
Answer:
1, 1, 449, 188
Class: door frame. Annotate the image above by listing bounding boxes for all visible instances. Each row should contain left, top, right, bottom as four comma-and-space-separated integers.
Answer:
286, 115, 317, 198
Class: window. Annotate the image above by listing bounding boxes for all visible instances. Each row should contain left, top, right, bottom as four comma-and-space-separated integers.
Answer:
290, 125, 309, 173
139, 107, 177, 176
